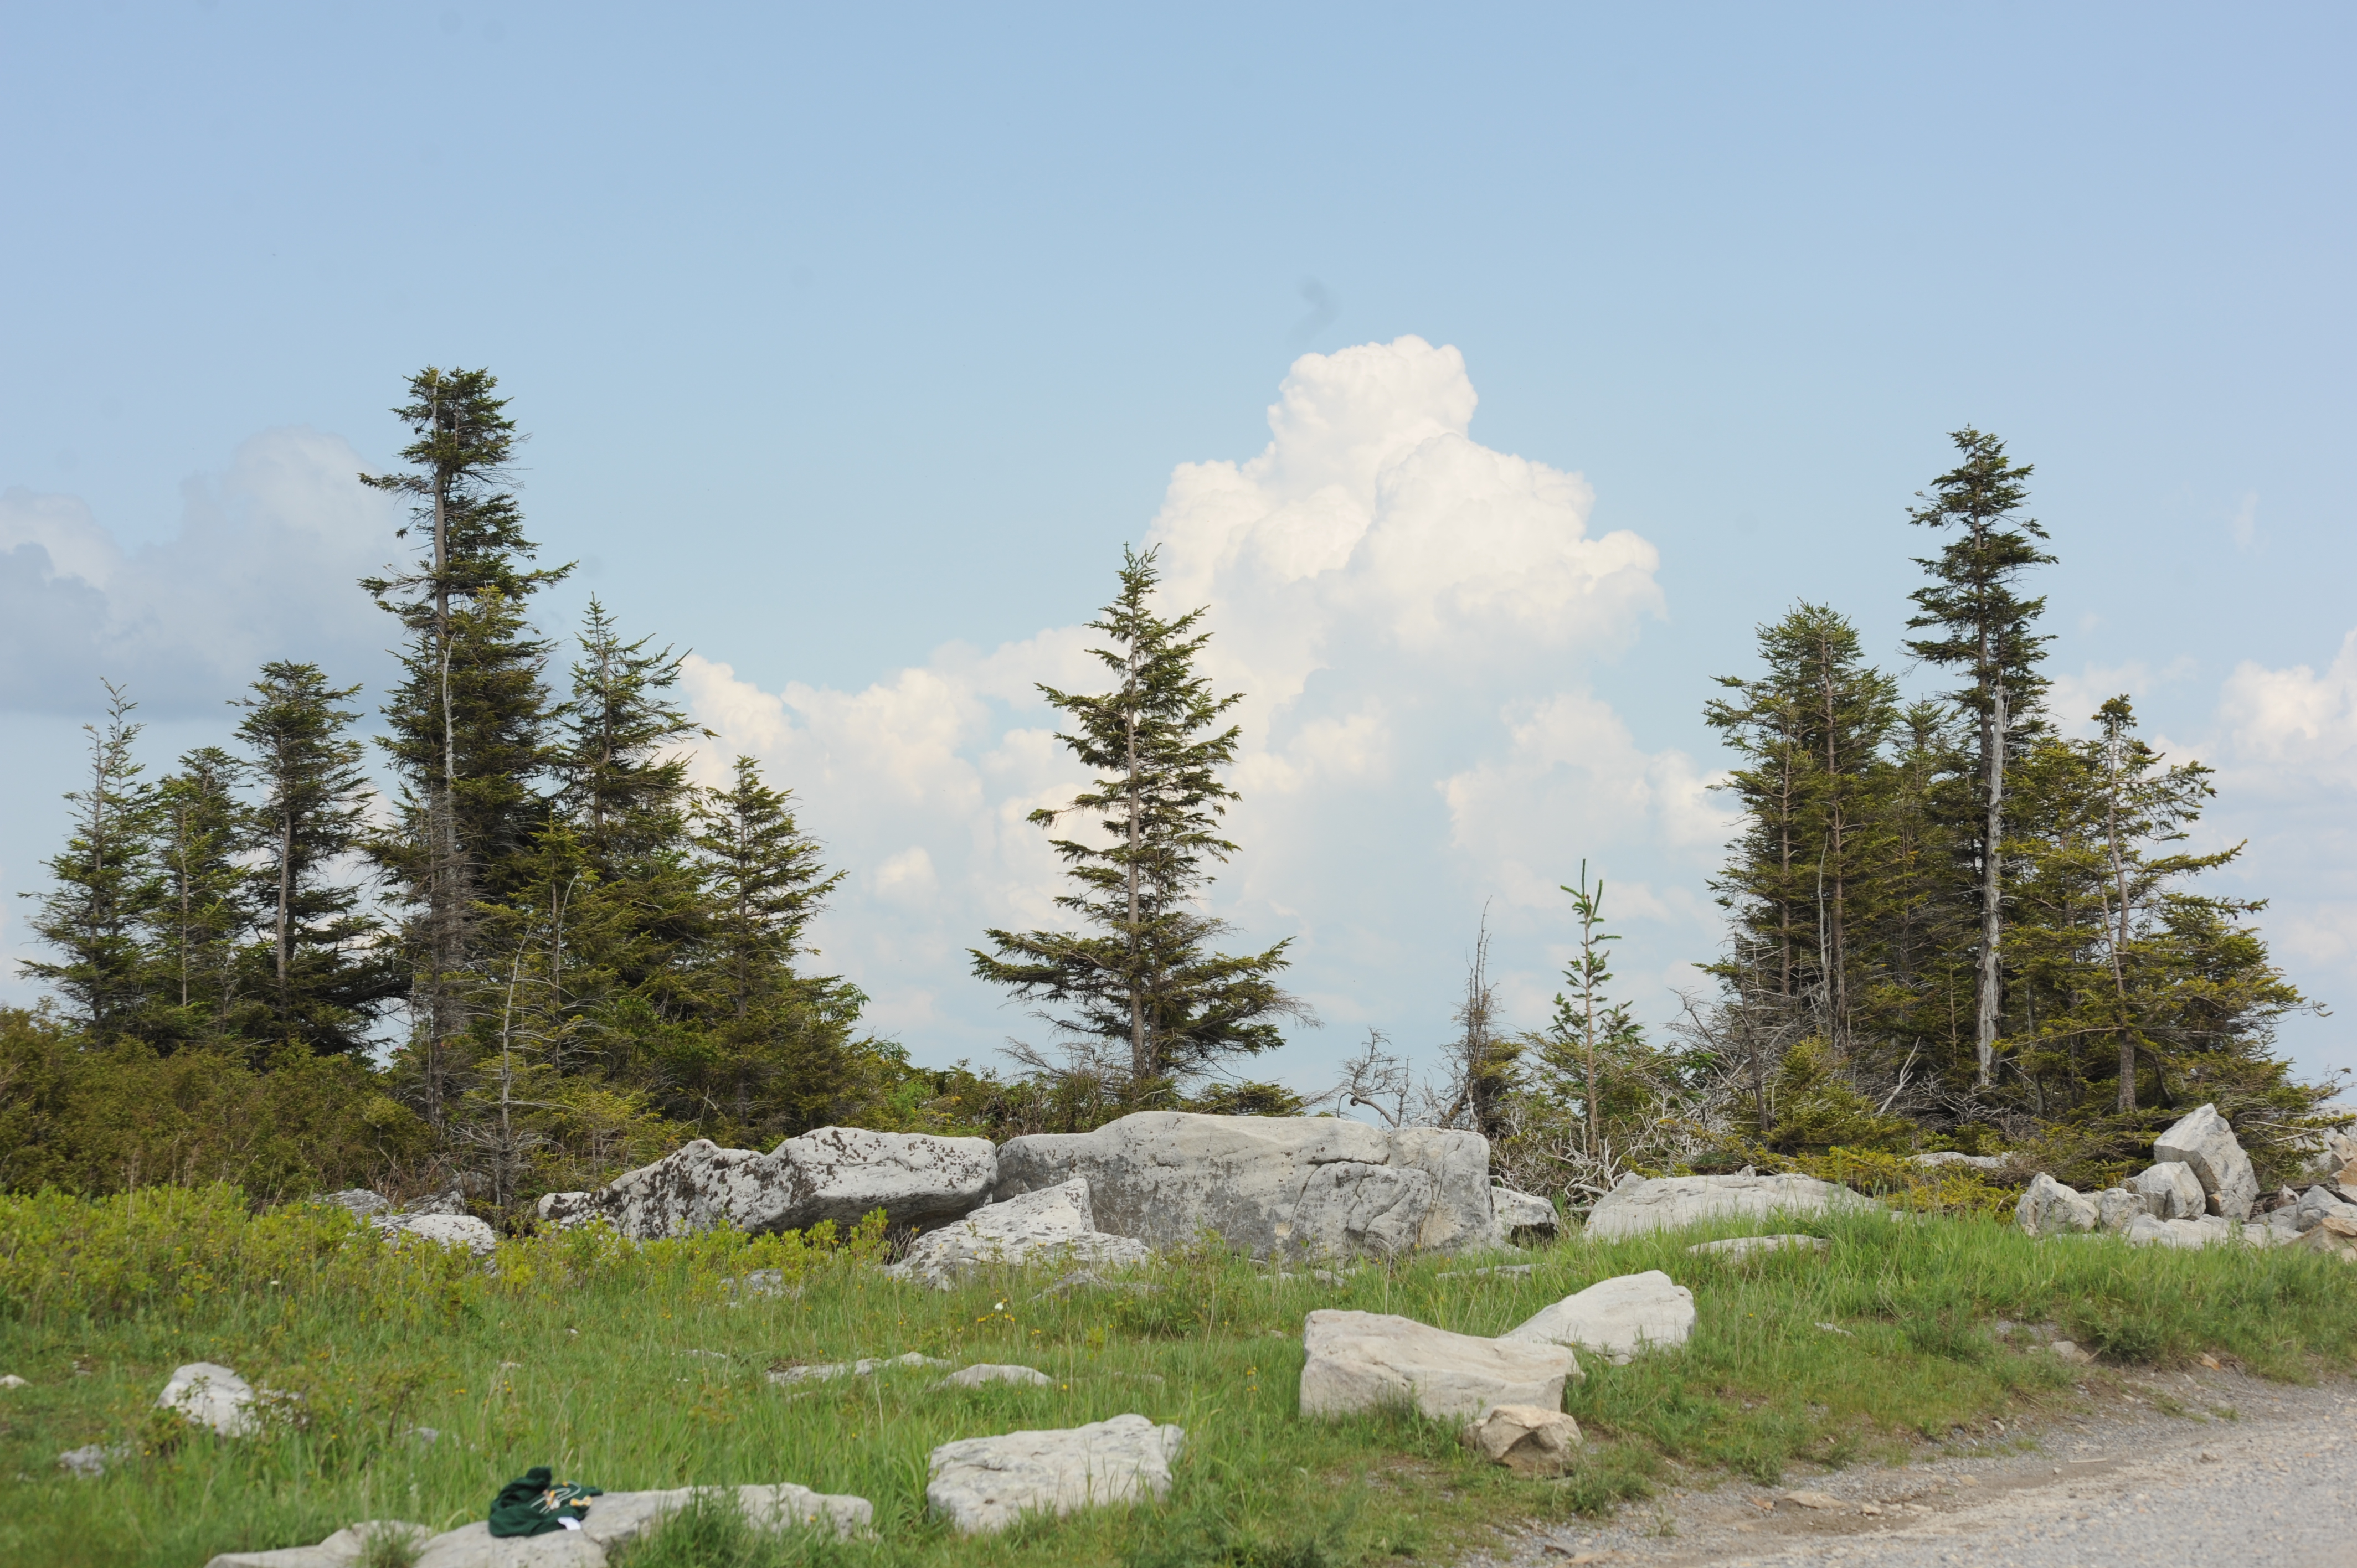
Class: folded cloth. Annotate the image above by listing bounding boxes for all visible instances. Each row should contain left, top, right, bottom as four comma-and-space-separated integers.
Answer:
488, 1466, 605, 1538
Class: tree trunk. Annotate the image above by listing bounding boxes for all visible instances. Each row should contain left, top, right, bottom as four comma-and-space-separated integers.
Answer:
1975, 678, 2005, 1087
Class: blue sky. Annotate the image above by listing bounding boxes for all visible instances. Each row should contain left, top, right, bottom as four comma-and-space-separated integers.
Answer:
4, 3, 2354, 1096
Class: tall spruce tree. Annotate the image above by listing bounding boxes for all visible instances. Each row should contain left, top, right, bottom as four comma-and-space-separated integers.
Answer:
683, 757, 855, 1138
1903, 429, 2053, 1087
972, 546, 1307, 1097
20, 684, 157, 1044
1705, 604, 1899, 1056
230, 661, 398, 1054
361, 367, 568, 1121
141, 746, 247, 1049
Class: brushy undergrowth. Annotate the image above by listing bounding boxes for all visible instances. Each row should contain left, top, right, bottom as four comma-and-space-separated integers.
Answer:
2, 1187, 2353, 1568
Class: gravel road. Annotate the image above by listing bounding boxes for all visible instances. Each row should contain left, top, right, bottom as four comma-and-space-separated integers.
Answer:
1500, 1368, 2355, 1568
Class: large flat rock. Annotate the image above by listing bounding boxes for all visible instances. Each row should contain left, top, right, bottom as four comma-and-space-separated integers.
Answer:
926, 1413, 1183, 1534
885, 1177, 1150, 1286
2154, 1103, 2261, 1222
204, 1522, 429, 1567
1502, 1270, 1695, 1362
538, 1125, 995, 1240
1582, 1173, 1877, 1240
1300, 1308, 1579, 1421
992, 1112, 1500, 1259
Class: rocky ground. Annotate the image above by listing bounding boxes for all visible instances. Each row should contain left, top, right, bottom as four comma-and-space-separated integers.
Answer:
1497, 1366, 2355, 1568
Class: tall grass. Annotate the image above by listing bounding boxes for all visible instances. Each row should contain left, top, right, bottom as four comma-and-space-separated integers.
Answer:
2, 1188, 2350, 1568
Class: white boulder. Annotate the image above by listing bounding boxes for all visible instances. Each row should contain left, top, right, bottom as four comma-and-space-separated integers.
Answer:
1459, 1404, 1581, 1476
2153, 1103, 2260, 1221
2093, 1187, 2149, 1233
159, 1362, 265, 1438
538, 1125, 996, 1240
394, 1483, 871, 1568
1504, 1270, 1695, 1363
313, 1189, 392, 1219
925, 1413, 1184, 1535
204, 1523, 429, 1568
2123, 1213, 2240, 1250
938, 1364, 1054, 1389
1909, 1151, 2004, 1171
1583, 1172, 1877, 1240
2127, 1162, 2207, 1221
884, 1178, 1151, 1287
767, 1352, 946, 1386
2292, 1185, 2357, 1232
1491, 1187, 1560, 1239
374, 1213, 500, 1258
2015, 1174, 2099, 1237
991, 1112, 1497, 1259
1299, 1309, 1579, 1421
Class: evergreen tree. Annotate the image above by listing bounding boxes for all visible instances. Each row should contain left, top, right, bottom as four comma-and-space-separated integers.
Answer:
361, 367, 568, 1121
19, 684, 158, 1043
682, 756, 855, 1138
1546, 864, 1646, 1156
1902, 429, 2054, 1086
230, 661, 398, 1054
554, 599, 708, 1020
140, 746, 247, 1049
972, 546, 1308, 1098
1704, 604, 1899, 1055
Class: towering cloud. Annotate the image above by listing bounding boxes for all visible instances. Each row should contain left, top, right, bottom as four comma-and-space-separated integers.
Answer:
685, 338, 1722, 1078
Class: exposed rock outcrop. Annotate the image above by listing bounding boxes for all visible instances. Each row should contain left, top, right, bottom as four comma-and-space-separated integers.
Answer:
992, 1112, 1500, 1259
925, 1414, 1183, 1535
2153, 1103, 2260, 1221
884, 1177, 1150, 1287
2015, 1173, 2101, 1237
1582, 1172, 1877, 1240
1299, 1309, 1579, 1421
538, 1125, 995, 1240
2127, 1161, 2207, 1221
1503, 1270, 1695, 1363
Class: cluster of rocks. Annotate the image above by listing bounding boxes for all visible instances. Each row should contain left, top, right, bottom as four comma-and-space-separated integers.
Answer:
2014, 1103, 2357, 1255
531, 1112, 1555, 1265
315, 1188, 500, 1258
1298, 1267, 1693, 1474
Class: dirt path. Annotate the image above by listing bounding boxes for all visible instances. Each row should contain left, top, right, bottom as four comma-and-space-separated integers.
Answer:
1496, 1368, 2355, 1567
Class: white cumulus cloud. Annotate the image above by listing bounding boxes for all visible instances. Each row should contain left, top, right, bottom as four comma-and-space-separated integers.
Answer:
0, 428, 400, 714
687, 338, 1721, 1083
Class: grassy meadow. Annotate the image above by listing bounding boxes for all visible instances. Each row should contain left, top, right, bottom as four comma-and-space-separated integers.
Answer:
2, 1188, 2354, 1568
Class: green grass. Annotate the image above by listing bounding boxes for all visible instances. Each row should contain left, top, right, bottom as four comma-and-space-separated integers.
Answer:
2, 1188, 2353, 1568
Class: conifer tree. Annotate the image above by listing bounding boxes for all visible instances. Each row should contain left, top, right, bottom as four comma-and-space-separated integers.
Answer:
1903, 429, 2054, 1087
20, 684, 157, 1043
554, 599, 708, 1017
683, 756, 853, 1137
230, 661, 398, 1054
141, 746, 247, 1048
361, 367, 568, 1120
972, 546, 1308, 1098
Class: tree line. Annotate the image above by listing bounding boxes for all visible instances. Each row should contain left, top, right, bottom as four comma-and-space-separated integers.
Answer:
2, 386, 2329, 1209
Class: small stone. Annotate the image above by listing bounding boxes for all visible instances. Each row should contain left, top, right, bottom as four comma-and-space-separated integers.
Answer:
1859, 1502, 1882, 1515
2196, 1353, 2221, 1369
1782, 1489, 1842, 1509
1459, 1404, 1581, 1476
1815, 1322, 1855, 1337
57, 1445, 116, 1478
1957, 1474, 1980, 1487
0, 1374, 25, 1389
2199, 1451, 2218, 1463
2048, 1341, 2092, 1364
938, 1363, 1053, 1389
